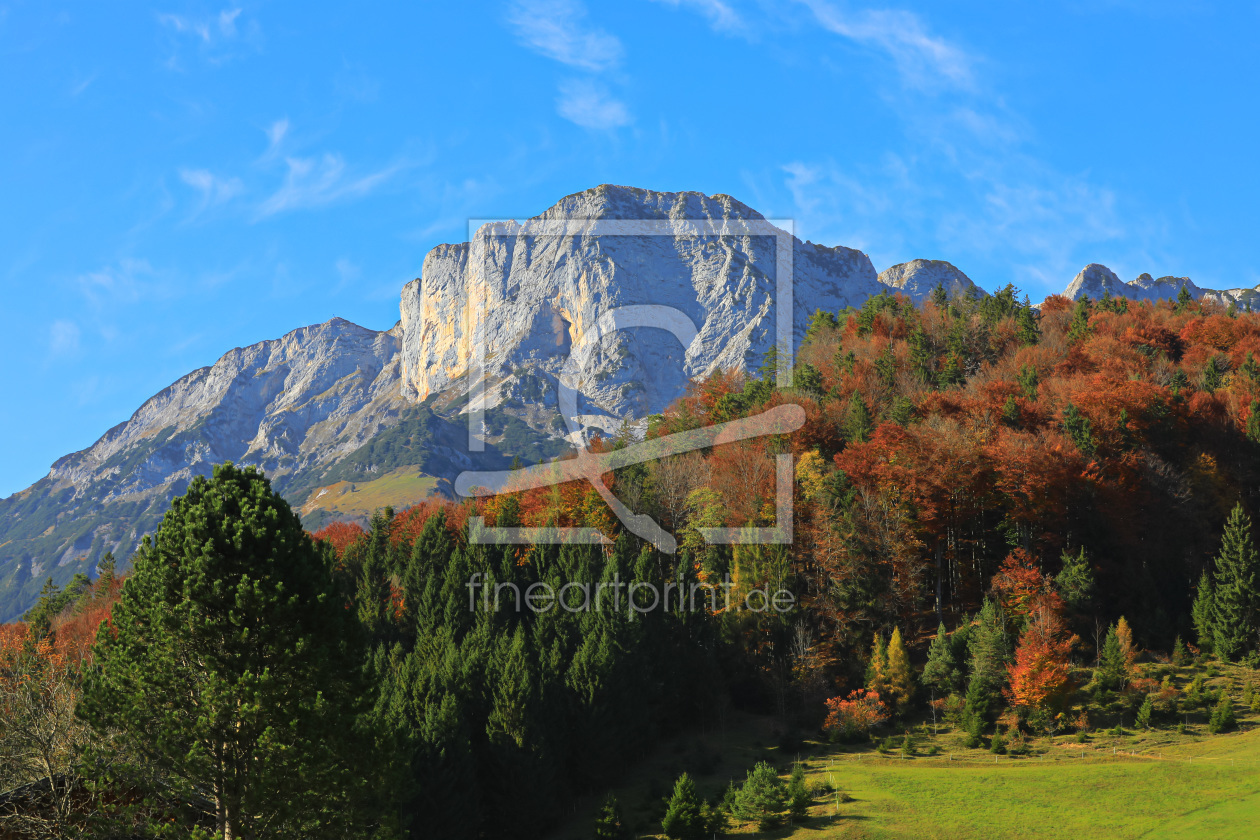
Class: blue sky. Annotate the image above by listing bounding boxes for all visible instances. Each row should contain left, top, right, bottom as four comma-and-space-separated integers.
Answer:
2, 1, 1259, 497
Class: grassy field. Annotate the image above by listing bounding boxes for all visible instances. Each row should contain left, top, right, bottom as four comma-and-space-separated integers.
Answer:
298, 464, 438, 520
547, 661, 1260, 840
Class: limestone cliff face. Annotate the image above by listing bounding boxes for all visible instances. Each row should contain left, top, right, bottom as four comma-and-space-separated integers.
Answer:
878, 259, 981, 303
47, 317, 407, 503
399, 185, 883, 434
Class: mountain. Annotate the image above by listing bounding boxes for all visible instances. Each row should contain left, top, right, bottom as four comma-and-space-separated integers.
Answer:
877, 259, 981, 303
1060, 263, 1260, 308
0, 184, 939, 621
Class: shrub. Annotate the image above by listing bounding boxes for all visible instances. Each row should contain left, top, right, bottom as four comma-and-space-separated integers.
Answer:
823, 689, 890, 741
990, 733, 1008, 755
901, 733, 917, 757
1208, 692, 1237, 734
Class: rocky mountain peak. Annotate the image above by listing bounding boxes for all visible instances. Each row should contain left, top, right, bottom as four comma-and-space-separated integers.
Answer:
878, 259, 981, 303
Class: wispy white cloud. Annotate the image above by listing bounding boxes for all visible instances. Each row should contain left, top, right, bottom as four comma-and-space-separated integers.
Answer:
49, 320, 81, 356
799, 0, 973, 90
179, 168, 245, 214
506, 0, 623, 71
76, 258, 159, 306
649, 0, 745, 34
157, 7, 255, 68
556, 79, 632, 129
255, 154, 401, 218
158, 7, 240, 43
261, 118, 289, 161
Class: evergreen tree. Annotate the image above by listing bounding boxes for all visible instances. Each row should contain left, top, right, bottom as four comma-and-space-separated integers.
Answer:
1097, 623, 1129, 691
1172, 635, 1189, 666
731, 761, 787, 830
805, 308, 839, 339
1248, 400, 1260, 445
1200, 354, 1225, 394
1062, 403, 1097, 459
964, 599, 1010, 723
787, 763, 811, 819
593, 793, 630, 840
79, 463, 390, 840
1175, 283, 1194, 313
1169, 367, 1189, 396
885, 627, 916, 712
921, 621, 960, 696
1241, 351, 1260, 384
909, 328, 934, 383
1135, 693, 1154, 730
1055, 547, 1095, 617
794, 362, 824, 395
1192, 570, 1216, 654
1066, 298, 1093, 344
1016, 305, 1040, 346
844, 392, 874, 444
888, 396, 915, 427
1207, 690, 1236, 733
1210, 503, 1260, 661
939, 353, 964, 388
1017, 365, 1039, 401
931, 282, 949, 309
876, 346, 897, 388
1001, 395, 1020, 426
661, 774, 706, 840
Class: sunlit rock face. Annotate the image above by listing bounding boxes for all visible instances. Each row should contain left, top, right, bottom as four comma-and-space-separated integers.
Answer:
878, 259, 982, 304
399, 184, 883, 434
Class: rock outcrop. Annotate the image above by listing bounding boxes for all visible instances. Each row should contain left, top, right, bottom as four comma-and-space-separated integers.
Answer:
878, 259, 981, 304
399, 185, 883, 436
1062, 264, 1204, 304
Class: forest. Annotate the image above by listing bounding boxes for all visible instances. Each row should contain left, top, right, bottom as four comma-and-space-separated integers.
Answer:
2, 285, 1260, 838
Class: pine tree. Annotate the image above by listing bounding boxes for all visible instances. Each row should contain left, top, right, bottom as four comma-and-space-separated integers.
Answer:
931, 282, 949, 309
1169, 367, 1189, 396
845, 392, 874, 444
1016, 305, 1040, 346
1207, 690, 1236, 733
885, 627, 916, 712
1200, 354, 1225, 394
964, 599, 1010, 723
922, 622, 960, 696
732, 761, 787, 830
909, 327, 934, 384
594, 793, 630, 840
1066, 298, 1093, 344
876, 346, 897, 388
1210, 503, 1260, 661
662, 774, 706, 840
1055, 547, 1095, 617
79, 463, 389, 840
1172, 635, 1189, 666
787, 763, 811, 819
1017, 365, 1039, 401
1136, 693, 1154, 729
1192, 570, 1216, 654
1097, 623, 1130, 691
939, 353, 964, 388
1241, 351, 1260, 384
1062, 403, 1097, 459
1175, 283, 1194, 313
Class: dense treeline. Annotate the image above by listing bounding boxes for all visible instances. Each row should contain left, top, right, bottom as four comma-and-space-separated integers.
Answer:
337, 502, 725, 839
